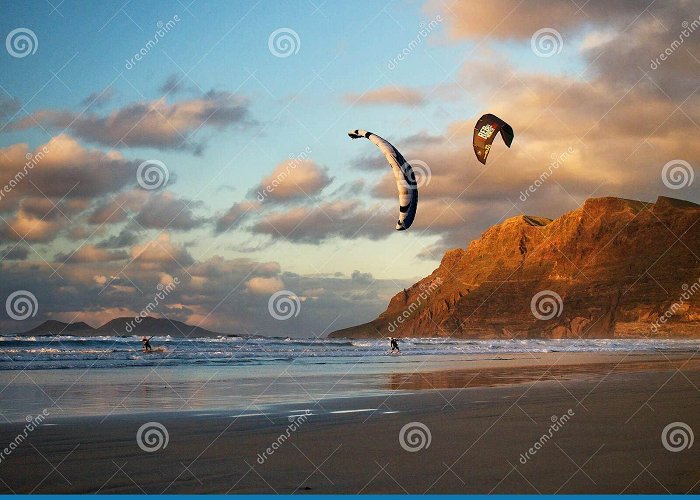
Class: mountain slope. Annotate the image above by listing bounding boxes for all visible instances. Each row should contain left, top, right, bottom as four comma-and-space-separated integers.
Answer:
13, 317, 228, 338
330, 196, 700, 339
23, 320, 95, 336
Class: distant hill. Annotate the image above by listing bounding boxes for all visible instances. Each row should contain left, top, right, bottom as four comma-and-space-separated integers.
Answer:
330, 196, 700, 339
23, 320, 95, 336
96, 316, 227, 338
13, 317, 230, 338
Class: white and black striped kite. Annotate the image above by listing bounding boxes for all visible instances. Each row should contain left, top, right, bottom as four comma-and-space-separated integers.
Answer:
348, 129, 417, 231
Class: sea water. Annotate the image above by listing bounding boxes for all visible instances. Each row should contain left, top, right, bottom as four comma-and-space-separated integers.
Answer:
1, 336, 698, 421
1, 335, 699, 370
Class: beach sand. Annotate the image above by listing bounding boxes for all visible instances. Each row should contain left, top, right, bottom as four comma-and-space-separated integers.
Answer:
0, 351, 698, 493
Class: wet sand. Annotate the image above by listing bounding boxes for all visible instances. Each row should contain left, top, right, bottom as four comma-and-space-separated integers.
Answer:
0, 351, 699, 493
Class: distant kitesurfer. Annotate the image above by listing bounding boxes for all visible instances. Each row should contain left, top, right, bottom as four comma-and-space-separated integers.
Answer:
142, 336, 153, 352
389, 337, 400, 354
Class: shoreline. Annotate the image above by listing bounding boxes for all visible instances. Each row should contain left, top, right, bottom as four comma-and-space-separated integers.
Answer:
0, 350, 699, 493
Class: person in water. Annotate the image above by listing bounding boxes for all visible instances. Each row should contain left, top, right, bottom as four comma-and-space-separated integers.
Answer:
389, 337, 400, 353
141, 336, 153, 352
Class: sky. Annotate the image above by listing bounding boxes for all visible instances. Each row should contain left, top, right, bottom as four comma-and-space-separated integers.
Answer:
0, 0, 698, 336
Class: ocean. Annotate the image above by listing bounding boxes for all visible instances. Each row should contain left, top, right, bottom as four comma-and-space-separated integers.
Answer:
1, 335, 699, 371
1, 335, 698, 422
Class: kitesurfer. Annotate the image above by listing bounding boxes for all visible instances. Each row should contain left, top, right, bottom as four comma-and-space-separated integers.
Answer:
389, 337, 400, 354
142, 336, 153, 352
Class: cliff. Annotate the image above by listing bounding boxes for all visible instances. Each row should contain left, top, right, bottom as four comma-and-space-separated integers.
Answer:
329, 196, 700, 339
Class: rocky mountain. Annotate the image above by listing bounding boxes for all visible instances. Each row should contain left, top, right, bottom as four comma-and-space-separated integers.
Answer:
13, 317, 229, 338
330, 196, 700, 339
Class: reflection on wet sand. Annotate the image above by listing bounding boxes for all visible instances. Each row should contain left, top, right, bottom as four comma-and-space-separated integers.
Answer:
386, 356, 700, 391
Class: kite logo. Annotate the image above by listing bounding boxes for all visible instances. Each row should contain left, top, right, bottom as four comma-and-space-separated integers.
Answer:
478, 124, 495, 140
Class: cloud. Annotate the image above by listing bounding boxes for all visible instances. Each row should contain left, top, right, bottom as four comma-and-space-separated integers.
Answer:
0, 255, 410, 337
214, 200, 261, 233
134, 191, 206, 231
246, 276, 284, 295
87, 190, 149, 225
251, 200, 391, 243
55, 244, 128, 263
0, 135, 140, 216
7, 91, 252, 152
0, 96, 20, 123
160, 74, 185, 95
429, 0, 700, 99
81, 87, 115, 108
345, 86, 426, 106
96, 229, 139, 249
215, 160, 333, 234
130, 232, 194, 269
0, 245, 29, 260
253, 160, 333, 203
426, 0, 635, 40
86, 190, 203, 231
0, 210, 64, 242
351, 270, 374, 285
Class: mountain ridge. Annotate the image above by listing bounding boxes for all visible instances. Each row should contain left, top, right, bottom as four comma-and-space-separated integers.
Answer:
9, 316, 230, 338
329, 196, 700, 339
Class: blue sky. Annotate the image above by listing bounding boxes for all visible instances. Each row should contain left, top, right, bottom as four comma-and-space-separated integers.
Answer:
2, 0, 478, 277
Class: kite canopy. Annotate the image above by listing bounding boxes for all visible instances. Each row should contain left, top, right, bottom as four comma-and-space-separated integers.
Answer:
348, 129, 417, 231
472, 114, 514, 165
